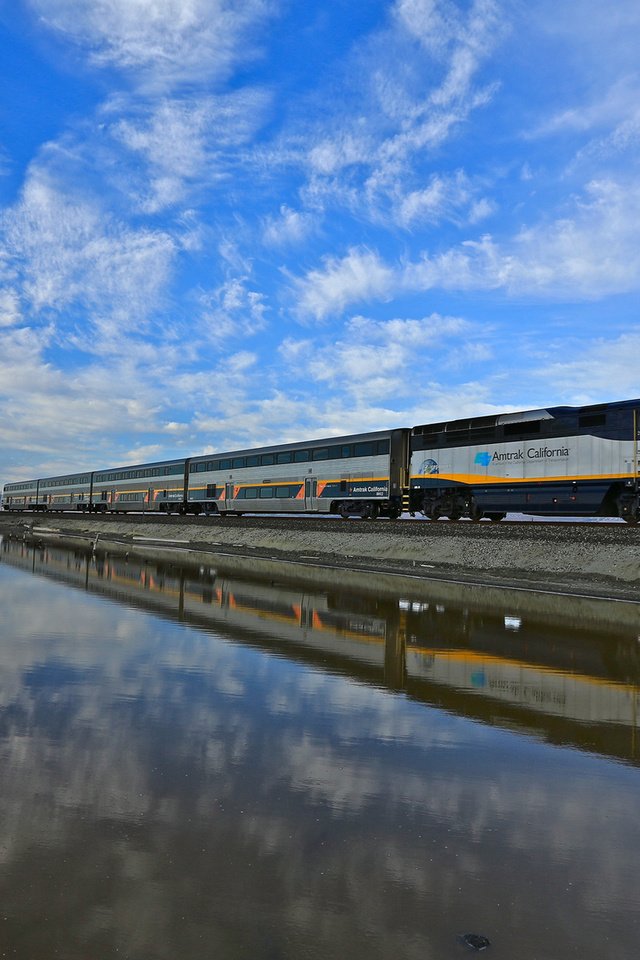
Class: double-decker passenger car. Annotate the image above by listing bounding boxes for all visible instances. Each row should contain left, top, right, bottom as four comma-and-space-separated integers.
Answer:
3, 398, 640, 523
2, 429, 409, 520
185, 429, 408, 519
91, 459, 187, 513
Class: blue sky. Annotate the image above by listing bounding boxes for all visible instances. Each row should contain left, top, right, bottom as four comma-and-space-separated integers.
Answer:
1, 0, 639, 483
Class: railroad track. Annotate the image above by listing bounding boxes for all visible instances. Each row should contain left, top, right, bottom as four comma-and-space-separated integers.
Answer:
1, 510, 634, 542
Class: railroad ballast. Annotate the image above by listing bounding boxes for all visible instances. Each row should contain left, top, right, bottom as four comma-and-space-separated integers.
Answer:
3, 397, 640, 524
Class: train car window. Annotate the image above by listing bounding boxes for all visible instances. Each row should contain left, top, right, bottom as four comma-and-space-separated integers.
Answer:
220, 458, 232, 470
276, 451, 292, 464
259, 486, 274, 498
468, 416, 498, 431
233, 457, 245, 469
445, 430, 468, 444
197, 463, 207, 472
189, 464, 197, 472
276, 486, 290, 498
246, 455, 259, 467
313, 448, 329, 460
414, 422, 446, 436
294, 450, 310, 462
468, 429, 497, 443
579, 413, 606, 428
354, 442, 374, 456
243, 487, 258, 498
340, 480, 347, 492
503, 420, 541, 437
376, 439, 390, 454
206, 484, 217, 497
261, 453, 275, 465
424, 432, 443, 447
447, 418, 469, 431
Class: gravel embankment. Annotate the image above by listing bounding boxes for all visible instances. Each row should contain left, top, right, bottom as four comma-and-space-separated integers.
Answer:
1, 512, 638, 602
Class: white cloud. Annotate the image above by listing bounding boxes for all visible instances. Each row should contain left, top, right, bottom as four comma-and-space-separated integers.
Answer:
534, 332, 640, 401
273, 0, 505, 234
3, 167, 176, 322
396, 171, 494, 227
395, 0, 502, 104
108, 89, 271, 213
295, 176, 640, 317
262, 205, 316, 248
0, 289, 22, 328
28, 0, 276, 91
281, 312, 476, 404
198, 276, 269, 339
293, 248, 395, 321
0, 337, 162, 475
308, 133, 371, 177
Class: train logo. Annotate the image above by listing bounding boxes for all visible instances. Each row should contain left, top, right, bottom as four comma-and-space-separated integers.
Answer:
419, 458, 439, 475
474, 452, 492, 467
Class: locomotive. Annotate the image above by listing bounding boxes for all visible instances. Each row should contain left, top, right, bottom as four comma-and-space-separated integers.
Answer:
3, 397, 640, 524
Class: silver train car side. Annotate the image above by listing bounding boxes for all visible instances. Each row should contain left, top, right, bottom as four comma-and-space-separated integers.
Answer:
3, 398, 640, 523
2, 429, 408, 521
408, 398, 640, 523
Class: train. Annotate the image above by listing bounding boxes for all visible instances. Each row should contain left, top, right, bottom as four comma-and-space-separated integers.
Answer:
3, 396, 640, 524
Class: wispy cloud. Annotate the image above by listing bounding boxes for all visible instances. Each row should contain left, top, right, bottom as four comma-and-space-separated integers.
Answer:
292, 248, 395, 321
197, 276, 269, 339
27, 0, 278, 91
533, 332, 640, 402
294, 176, 640, 320
106, 89, 272, 213
3, 166, 176, 323
302, 313, 473, 402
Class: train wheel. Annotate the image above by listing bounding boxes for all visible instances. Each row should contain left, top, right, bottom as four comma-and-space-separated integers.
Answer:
486, 512, 506, 523
623, 512, 640, 525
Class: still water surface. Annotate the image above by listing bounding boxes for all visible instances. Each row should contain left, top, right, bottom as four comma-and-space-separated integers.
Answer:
0, 538, 639, 959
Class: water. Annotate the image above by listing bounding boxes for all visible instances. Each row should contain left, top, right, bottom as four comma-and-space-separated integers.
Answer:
0, 538, 639, 959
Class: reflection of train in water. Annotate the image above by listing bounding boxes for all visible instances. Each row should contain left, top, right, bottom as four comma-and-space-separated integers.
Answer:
3, 397, 640, 523
2, 537, 639, 763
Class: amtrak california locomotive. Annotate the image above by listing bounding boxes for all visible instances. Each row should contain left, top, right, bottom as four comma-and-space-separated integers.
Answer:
3, 397, 640, 524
